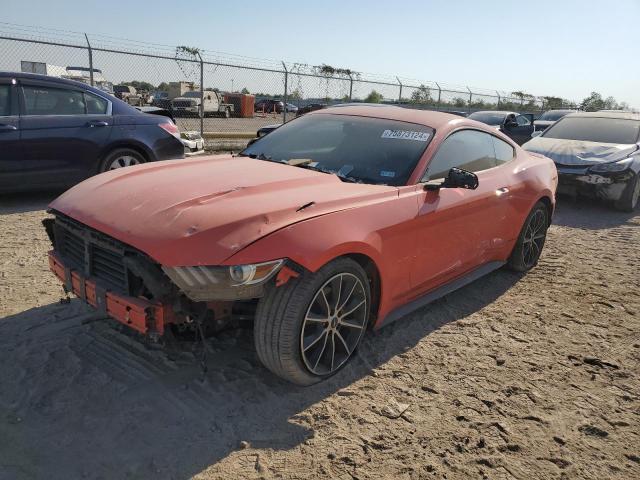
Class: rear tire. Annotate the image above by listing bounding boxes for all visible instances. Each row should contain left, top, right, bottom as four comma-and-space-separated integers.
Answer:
614, 174, 639, 212
507, 201, 549, 272
99, 148, 145, 173
254, 258, 370, 385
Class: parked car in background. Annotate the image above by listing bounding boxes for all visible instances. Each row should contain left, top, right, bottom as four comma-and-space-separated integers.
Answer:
151, 91, 171, 109
256, 123, 280, 137
44, 105, 556, 385
255, 99, 284, 113
113, 84, 151, 106
136, 106, 205, 157
171, 91, 234, 118
285, 103, 299, 113
296, 103, 327, 116
534, 109, 576, 132
444, 110, 469, 117
523, 111, 640, 211
0, 72, 185, 193
467, 110, 534, 145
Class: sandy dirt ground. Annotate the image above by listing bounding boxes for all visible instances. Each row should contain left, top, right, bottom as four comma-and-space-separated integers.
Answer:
0, 192, 638, 480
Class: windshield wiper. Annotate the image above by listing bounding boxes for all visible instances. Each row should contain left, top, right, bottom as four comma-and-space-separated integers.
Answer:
291, 162, 360, 183
239, 152, 276, 161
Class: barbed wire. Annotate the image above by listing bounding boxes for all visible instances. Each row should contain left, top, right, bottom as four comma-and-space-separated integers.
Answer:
0, 21, 575, 104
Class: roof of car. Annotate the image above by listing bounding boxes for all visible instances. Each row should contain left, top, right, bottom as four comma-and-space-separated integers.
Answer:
0, 71, 108, 96
313, 104, 469, 129
470, 110, 516, 116
564, 111, 640, 121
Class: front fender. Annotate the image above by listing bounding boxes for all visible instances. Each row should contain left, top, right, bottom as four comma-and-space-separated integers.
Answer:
223, 192, 420, 323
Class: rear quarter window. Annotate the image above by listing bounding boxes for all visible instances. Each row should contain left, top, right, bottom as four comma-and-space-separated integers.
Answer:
85, 93, 108, 114
492, 136, 515, 164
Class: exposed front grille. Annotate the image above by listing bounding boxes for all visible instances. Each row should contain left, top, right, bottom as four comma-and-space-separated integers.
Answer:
55, 217, 129, 294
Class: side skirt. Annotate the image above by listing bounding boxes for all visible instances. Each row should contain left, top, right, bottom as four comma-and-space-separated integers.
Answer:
377, 261, 505, 329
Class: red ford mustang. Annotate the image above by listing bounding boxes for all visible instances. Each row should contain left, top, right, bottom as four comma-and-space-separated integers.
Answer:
44, 106, 557, 385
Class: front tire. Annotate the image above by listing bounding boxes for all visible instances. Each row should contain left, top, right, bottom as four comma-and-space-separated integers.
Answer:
615, 174, 640, 212
507, 201, 549, 272
254, 258, 370, 385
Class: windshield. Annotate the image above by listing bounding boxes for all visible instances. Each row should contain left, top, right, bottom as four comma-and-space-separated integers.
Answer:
239, 114, 434, 186
538, 110, 573, 121
468, 112, 506, 125
543, 117, 640, 144
183, 91, 202, 98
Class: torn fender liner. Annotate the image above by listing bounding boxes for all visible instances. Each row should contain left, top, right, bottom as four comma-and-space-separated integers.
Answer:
49, 251, 167, 335
524, 137, 638, 166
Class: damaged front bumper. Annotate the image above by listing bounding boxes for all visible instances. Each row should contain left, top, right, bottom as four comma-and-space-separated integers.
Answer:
556, 166, 634, 202
181, 131, 206, 157
48, 251, 170, 336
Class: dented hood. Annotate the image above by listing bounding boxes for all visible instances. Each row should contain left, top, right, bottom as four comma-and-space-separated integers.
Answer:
50, 155, 397, 266
523, 137, 638, 166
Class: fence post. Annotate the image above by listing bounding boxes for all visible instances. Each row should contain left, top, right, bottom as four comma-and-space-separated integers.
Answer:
348, 73, 353, 101
435, 82, 441, 110
496, 90, 501, 110
196, 51, 204, 136
467, 86, 472, 114
396, 76, 402, 104
84, 34, 94, 86
282, 61, 288, 124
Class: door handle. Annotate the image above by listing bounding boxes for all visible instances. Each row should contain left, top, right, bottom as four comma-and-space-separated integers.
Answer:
496, 187, 510, 196
0, 124, 17, 132
87, 120, 109, 127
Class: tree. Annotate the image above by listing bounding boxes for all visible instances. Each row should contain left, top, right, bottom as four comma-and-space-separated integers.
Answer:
542, 96, 564, 109
288, 88, 302, 100
123, 80, 155, 92
604, 96, 618, 110
410, 84, 432, 104
157, 82, 170, 91
452, 97, 467, 108
580, 92, 606, 112
364, 90, 383, 103
241, 87, 250, 94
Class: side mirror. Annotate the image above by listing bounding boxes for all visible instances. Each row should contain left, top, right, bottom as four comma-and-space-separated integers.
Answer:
425, 167, 479, 191
531, 130, 543, 138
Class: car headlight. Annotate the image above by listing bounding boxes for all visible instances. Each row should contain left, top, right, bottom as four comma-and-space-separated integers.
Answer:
162, 259, 284, 301
589, 158, 633, 173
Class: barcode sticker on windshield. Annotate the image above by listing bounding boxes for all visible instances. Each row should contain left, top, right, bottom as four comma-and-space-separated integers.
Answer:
381, 130, 430, 141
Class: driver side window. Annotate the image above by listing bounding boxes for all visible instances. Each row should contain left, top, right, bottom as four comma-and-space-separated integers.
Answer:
516, 115, 531, 126
421, 129, 495, 181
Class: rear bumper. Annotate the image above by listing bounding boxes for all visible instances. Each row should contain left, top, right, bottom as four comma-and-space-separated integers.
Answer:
48, 251, 169, 335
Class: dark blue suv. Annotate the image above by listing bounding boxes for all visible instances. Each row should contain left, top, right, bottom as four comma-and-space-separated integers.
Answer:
0, 72, 185, 193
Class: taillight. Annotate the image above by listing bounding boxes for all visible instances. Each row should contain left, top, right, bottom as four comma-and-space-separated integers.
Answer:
158, 121, 180, 139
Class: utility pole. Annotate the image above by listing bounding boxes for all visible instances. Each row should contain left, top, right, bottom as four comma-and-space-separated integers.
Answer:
84, 33, 94, 86
282, 62, 288, 124
196, 51, 204, 136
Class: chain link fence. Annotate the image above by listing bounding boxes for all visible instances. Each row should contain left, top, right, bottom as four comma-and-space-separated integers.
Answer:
0, 24, 578, 147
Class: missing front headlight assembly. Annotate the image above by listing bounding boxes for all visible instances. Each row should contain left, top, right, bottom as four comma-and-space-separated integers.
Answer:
162, 259, 284, 301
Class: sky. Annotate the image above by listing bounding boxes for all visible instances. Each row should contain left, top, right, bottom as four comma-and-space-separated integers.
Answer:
2, 0, 639, 107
